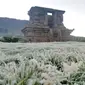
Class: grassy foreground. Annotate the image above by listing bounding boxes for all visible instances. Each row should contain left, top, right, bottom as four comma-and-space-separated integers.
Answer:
0, 42, 85, 85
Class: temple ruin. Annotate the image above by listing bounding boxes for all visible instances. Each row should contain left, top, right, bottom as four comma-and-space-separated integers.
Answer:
22, 6, 74, 42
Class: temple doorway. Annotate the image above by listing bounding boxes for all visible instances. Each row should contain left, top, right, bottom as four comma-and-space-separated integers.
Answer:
47, 12, 54, 28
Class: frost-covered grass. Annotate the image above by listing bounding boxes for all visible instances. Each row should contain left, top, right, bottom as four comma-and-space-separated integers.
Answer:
0, 42, 85, 85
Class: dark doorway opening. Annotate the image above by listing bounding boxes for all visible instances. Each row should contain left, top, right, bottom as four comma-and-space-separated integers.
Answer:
47, 12, 53, 28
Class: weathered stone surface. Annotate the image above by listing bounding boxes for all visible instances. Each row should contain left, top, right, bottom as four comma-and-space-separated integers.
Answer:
21, 6, 74, 42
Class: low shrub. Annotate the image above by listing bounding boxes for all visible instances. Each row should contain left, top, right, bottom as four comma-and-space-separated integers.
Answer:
0, 36, 20, 42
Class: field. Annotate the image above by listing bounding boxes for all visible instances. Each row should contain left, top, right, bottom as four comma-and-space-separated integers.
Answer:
0, 42, 85, 85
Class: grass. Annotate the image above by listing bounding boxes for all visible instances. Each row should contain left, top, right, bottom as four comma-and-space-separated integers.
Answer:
0, 42, 85, 85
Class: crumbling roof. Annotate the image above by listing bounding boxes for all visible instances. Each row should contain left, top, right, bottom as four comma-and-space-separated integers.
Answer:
28, 6, 65, 15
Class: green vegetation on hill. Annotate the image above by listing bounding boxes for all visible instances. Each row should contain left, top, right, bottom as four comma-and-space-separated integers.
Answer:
0, 36, 24, 42
0, 17, 28, 36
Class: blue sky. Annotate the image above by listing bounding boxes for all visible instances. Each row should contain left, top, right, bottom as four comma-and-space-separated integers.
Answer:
0, 0, 85, 37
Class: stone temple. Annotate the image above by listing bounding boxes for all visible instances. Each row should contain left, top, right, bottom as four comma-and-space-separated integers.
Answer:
22, 6, 74, 42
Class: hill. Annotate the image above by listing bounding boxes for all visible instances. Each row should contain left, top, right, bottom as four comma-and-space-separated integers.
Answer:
0, 17, 28, 36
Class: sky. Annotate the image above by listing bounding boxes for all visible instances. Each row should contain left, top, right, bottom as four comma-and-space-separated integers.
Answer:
0, 0, 85, 37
